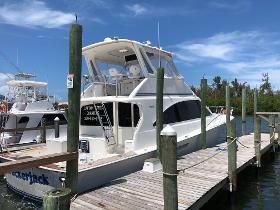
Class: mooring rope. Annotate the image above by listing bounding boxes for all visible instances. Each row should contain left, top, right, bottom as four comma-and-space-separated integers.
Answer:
174, 131, 275, 176
177, 137, 238, 174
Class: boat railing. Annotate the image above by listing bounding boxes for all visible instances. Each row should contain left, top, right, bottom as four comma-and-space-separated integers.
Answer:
83, 75, 144, 97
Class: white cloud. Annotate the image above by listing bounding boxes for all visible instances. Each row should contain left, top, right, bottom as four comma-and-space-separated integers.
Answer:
172, 31, 280, 89
125, 4, 147, 16
0, 0, 75, 28
182, 43, 235, 60
122, 3, 194, 18
209, 1, 251, 11
0, 73, 13, 96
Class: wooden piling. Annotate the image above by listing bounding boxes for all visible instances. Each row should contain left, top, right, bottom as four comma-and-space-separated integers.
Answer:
156, 68, 164, 160
226, 86, 231, 133
161, 125, 178, 210
40, 118, 46, 143
200, 78, 207, 149
43, 188, 71, 210
54, 117, 60, 138
254, 115, 261, 167
254, 89, 257, 126
228, 120, 237, 192
242, 88, 247, 136
65, 24, 82, 194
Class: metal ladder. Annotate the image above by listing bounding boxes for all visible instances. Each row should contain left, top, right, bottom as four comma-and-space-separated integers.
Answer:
94, 103, 116, 146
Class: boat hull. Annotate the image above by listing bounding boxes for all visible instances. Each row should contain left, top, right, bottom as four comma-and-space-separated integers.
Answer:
5, 122, 226, 200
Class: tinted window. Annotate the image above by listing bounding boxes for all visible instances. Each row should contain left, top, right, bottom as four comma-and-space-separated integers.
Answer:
153, 100, 211, 126
133, 104, 140, 126
18, 116, 29, 124
119, 103, 140, 127
81, 103, 113, 126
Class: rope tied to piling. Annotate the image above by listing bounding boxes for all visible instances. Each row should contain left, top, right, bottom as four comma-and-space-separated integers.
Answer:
177, 136, 238, 174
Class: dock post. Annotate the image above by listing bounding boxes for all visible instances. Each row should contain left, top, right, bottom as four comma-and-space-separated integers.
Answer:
200, 78, 207, 149
242, 88, 247, 136
54, 117, 60, 138
40, 118, 46, 143
156, 68, 164, 161
228, 120, 237, 192
254, 89, 257, 126
43, 188, 71, 210
161, 125, 178, 210
254, 115, 261, 167
226, 85, 231, 135
65, 23, 82, 194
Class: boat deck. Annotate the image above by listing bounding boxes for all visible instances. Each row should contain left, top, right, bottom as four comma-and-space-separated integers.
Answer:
70, 133, 273, 210
0, 144, 136, 171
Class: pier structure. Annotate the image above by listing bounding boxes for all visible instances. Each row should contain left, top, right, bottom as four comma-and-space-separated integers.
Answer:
70, 133, 274, 210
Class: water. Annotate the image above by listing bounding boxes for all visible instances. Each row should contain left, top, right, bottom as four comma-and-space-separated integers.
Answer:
0, 116, 278, 210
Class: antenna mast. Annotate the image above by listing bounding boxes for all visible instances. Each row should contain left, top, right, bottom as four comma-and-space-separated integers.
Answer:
157, 21, 161, 68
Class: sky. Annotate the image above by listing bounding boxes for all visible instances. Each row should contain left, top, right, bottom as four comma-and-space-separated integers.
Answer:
0, 0, 280, 100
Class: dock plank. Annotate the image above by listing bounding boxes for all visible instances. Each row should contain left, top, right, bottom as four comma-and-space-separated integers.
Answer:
71, 133, 273, 210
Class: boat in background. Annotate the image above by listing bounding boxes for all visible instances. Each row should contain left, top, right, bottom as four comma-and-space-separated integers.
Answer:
0, 73, 67, 145
4, 38, 231, 201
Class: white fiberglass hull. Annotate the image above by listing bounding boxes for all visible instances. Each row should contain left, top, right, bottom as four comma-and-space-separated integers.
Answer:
5, 122, 226, 201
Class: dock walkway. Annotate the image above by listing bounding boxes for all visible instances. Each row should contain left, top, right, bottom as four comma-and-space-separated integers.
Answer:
71, 133, 273, 210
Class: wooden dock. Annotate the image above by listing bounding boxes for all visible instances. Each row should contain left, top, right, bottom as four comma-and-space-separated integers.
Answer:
70, 133, 273, 210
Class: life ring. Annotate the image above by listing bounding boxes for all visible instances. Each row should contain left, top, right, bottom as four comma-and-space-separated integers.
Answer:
0, 103, 7, 113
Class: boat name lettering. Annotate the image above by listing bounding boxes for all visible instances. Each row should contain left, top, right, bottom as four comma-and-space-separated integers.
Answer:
86, 111, 96, 116
11, 171, 49, 185
84, 106, 94, 111
84, 116, 98, 121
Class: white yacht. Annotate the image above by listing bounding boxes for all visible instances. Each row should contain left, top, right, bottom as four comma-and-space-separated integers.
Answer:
0, 73, 67, 145
4, 39, 228, 201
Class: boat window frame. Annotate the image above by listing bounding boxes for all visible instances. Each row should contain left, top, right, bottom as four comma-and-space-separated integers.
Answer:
153, 100, 211, 126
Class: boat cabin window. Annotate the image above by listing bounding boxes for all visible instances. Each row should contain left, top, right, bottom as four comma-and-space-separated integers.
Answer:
38, 114, 67, 126
153, 100, 211, 126
118, 103, 140, 127
143, 49, 180, 77
18, 116, 29, 124
80, 103, 114, 126
90, 45, 146, 83
139, 49, 154, 74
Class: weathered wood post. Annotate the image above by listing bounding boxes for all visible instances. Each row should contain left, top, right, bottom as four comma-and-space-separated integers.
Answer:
254, 89, 257, 126
40, 118, 46, 143
54, 117, 60, 138
254, 115, 261, 167
161, 125, 178, 210
241, 88, 247, 136
65, 23, 82, 193
43, 188, 71, 210
156, 68, 164, 160
226, 85, 231, 135
200, 78, 207, 149
228, 120, 237, 192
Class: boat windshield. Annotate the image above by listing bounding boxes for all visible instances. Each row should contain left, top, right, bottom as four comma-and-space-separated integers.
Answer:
142, 47, 181, 78
95, 58, 144, 83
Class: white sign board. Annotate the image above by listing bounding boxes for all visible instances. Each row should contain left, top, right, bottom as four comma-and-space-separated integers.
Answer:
67, 74, 74, 89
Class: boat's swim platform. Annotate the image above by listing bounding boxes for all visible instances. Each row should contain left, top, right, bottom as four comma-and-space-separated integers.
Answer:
70, 133, 273, 210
